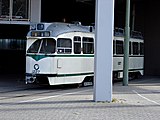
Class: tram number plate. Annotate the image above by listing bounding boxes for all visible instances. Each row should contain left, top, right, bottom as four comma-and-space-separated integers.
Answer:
84, 82, 93, 86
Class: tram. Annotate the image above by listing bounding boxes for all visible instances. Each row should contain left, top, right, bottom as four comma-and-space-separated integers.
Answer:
113, 28, 144, 80
25, 22, 144, 86
26, 22, 94, 86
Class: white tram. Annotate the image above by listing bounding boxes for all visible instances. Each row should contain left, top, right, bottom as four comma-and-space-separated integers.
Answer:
26, 22, 94, 86
113, 28, 144, 80
25, 22, 144, 86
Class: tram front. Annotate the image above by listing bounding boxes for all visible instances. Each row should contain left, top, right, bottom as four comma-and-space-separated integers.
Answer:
26, 30, 56, 85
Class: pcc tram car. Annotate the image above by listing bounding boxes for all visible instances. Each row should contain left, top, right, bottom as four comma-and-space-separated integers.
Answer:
25, 22, 144, 86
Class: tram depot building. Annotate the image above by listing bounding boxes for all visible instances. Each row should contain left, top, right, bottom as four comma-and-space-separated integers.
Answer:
0, 0, 160, 78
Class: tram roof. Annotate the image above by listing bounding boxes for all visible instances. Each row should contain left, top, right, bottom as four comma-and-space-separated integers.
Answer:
28, 22, 94, 37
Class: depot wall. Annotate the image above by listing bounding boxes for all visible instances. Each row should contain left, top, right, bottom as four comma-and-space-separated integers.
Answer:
144, 1, 160, 75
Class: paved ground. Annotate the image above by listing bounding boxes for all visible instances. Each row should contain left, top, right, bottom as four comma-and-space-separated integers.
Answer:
0, 75, 160, 120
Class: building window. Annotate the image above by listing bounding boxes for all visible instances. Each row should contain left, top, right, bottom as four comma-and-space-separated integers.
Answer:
0, 0, 9, 19
0, 0, 30, 21
0, 39, 26, 50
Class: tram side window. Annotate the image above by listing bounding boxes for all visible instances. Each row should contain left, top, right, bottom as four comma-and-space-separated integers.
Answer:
116, 40, 123, 54
113, 40, 115, 55
27, 39, 41, 53
39, 38, 56, 54
132, 42, 139, 55
74, 36, 81, 54
129, 42, 131, 55
57, 38, 72, 54
140, 43, 144, 55
82, 37, 94, 54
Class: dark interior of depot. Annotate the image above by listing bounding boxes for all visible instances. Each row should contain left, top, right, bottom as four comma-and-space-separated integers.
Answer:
0, 0, 160, 78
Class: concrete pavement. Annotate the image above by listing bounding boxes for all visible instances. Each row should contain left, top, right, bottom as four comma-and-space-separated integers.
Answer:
0, 75, 160, 120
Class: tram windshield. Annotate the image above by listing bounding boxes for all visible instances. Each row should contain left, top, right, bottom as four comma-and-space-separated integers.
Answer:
27, 38, 56, 54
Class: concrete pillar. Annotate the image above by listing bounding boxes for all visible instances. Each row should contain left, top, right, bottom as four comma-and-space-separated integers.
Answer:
30, 0, 41, 22
94, 0, 114, 102
9, 0, 13, 20
123, 0, 130, 86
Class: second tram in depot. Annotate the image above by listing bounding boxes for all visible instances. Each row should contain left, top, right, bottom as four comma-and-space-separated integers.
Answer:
25, 22, 144, 86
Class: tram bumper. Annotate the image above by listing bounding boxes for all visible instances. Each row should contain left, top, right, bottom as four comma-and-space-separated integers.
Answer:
25, 73, 50, 85
26, 75, 36, 84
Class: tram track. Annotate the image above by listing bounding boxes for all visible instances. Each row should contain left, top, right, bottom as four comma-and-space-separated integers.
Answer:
0, 87, 59, 100
0, 85, 84, 101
